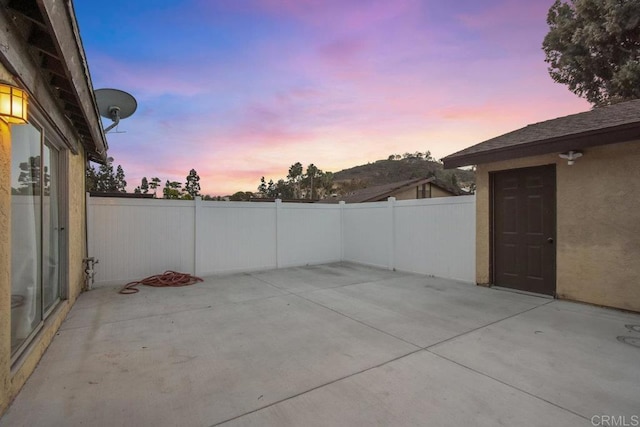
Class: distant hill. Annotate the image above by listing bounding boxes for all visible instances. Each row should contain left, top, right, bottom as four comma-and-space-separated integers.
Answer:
229, 156, 475, 199
332, 158, 475, 194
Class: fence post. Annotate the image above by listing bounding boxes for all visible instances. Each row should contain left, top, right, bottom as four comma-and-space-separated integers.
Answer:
339, 201, 346, 262
275, 199, 282, 268
194, 196, 202, 276
388, 197, 396, 271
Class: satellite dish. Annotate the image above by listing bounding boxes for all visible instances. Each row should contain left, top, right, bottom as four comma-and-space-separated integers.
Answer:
95, 88, 137, 133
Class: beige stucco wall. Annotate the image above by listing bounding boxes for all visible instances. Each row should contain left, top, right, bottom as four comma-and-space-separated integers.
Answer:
391, 184, 454, 201
0, 120, 12, 415
0, 65, 17, 415
393, 186, 419, 200
67, 148, 87, 303
430, 185, 453, 198
0, 114, 88, 413
476, 139, 640, 312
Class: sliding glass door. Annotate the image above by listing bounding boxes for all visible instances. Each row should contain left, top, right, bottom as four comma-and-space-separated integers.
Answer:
10, 121, 64, 357
43, 144, 60, 313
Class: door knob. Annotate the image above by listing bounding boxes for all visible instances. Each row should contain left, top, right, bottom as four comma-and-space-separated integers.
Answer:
547, 237, 554, 244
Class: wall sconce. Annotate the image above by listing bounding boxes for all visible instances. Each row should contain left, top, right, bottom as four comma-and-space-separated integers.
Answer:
559, 150, 583, 166
0, 83, 28, 124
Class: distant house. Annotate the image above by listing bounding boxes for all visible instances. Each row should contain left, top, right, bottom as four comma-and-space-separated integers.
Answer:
442, 99, 640, 313
322, 177, 463, 204
1, 0, 108, 415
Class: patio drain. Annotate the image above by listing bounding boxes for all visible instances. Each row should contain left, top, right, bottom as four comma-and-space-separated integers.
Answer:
625, 324, 640, 333
617, 336, 640, 348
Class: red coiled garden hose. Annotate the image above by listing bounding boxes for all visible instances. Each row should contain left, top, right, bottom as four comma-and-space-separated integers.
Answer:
119, 271, 203, 294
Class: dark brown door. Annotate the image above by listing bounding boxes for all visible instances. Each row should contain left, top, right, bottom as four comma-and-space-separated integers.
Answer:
492, 165, 556, 295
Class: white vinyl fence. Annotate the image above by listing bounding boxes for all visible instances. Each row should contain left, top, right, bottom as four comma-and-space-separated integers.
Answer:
342, 197, 476, 282
88, 195, 475, 285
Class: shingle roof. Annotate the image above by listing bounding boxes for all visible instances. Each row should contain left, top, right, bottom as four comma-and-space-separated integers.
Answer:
442, 99, 640, 168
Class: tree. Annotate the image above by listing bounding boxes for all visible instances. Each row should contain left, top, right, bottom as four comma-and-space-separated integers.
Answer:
86, 160, 127, 193
85, 164, 97, 193
115, 165, 127, 192
184, 169, 201, 199
140, 177, 149, 194
267, 179, 276, 197
424, 150, 434, 162
450, 173, 458, 188
273, 179, 294, 198
467, 166, 477, 194
163, 180, 182, 199
318, 171, 335, 198
229, 191, 254, 201
258, 176, 268, 197
149, 177, 161, 197
287, 162, 303, 198
92, 162, 117, 192
17, 156, 48, 195
258, 162, 337, 199
258, 178, 292, 199
304, 163, 321, 200
542, 0, 640, 106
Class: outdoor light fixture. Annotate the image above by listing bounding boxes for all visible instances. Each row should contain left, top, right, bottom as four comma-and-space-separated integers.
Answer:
0, 83, 28, 124
559, 150, 583, 165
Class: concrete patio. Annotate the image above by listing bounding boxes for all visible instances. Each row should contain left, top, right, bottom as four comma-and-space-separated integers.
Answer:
1, 262, 639, 426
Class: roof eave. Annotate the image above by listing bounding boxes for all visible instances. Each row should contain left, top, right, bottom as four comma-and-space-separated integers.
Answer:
442, 123, 640, 169
5, 0, 108, 162
39, 0, 108, 162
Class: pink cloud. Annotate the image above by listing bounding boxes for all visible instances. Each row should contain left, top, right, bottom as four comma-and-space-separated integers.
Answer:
88, 53, 224, 98
249, 0, 421, 31
318, 37, 368, 65
455, 0, 553, 53
457, 0, 549, 30
86, 0, 595, 198
431, 103, 554, 130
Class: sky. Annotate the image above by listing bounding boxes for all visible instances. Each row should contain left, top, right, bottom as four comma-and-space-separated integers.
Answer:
74, 0, 590, 196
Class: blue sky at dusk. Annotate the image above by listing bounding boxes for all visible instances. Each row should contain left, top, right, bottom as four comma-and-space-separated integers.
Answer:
75, 0, 589, 196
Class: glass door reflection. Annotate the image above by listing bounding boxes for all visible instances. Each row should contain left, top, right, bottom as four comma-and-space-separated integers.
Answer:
10, 124, 43, 354
43, 143, 60, 313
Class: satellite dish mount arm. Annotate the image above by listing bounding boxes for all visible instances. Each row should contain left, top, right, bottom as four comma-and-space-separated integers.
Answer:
94, 88, 137, 134
103, 106, 121, 134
